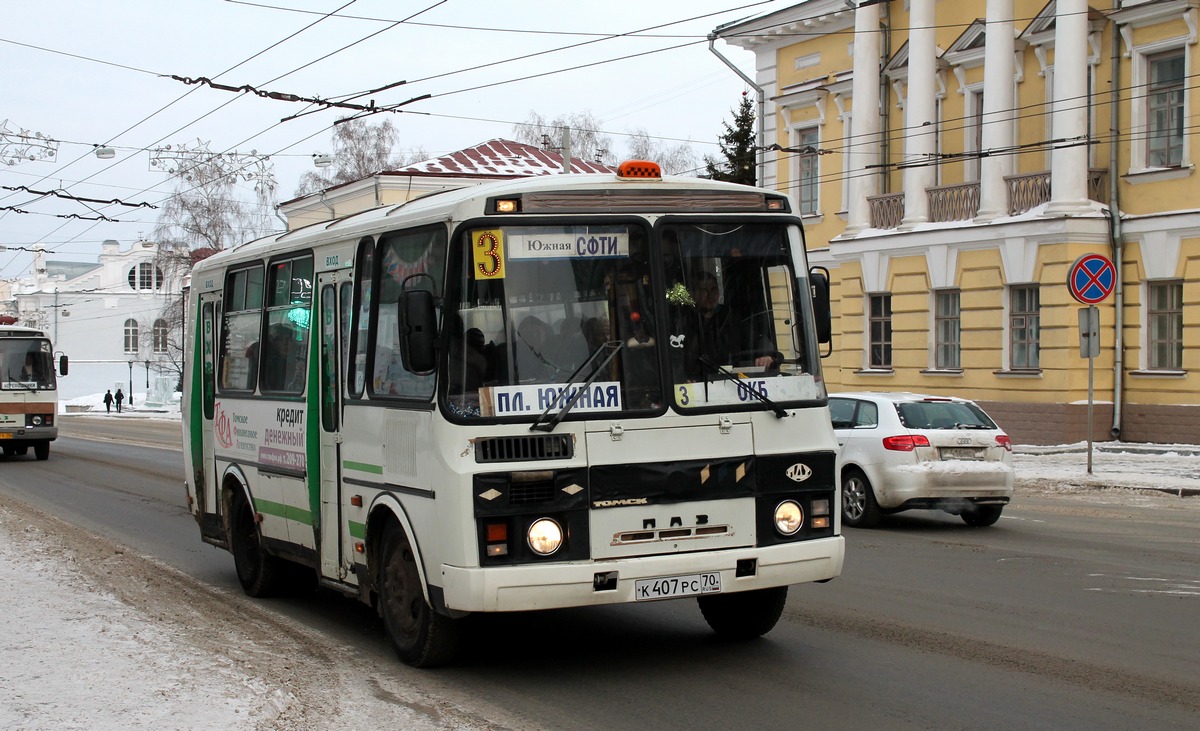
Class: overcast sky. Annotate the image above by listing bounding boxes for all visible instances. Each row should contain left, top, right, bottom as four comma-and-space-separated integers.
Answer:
0, 0, 788, 279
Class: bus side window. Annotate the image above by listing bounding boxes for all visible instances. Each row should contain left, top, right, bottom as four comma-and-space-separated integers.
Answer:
349, 236, 375, 398
218, 265, 264, 393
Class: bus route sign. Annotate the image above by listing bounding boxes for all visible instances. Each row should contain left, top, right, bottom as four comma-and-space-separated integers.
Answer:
1067, 253, 1115, 305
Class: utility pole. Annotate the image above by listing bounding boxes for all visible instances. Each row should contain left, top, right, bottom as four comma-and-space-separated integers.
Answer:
561, 127, 572, 174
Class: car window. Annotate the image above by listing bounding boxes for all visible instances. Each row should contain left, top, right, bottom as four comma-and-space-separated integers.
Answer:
829, 398, 856, 428
853, 400, 878, 428
896, 401, 996, 429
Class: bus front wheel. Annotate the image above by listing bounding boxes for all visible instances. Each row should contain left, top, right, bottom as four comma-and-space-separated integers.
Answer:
378, 522, 459, 668
229, 491, 282, 597
34, 442, 49, 460
698, 586, 788, 640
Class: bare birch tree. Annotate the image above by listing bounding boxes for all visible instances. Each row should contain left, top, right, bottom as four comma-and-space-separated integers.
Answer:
512, 111, 617, 166
295, 117, 428, 196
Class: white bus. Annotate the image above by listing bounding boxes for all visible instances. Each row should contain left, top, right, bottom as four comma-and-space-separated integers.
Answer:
182, 161, 844, 667
0, 325, 67, 460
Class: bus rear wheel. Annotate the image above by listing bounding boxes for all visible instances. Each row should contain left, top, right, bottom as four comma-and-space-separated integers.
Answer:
229, 491, 282, 597
34, 442, 49, 460
698, 586, 788, 640
378, 522, 459, 668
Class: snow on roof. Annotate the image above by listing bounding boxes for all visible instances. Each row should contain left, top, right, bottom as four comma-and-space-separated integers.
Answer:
397, 138, 617, 178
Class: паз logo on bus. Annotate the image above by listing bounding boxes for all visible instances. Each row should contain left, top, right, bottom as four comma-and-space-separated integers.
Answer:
785, 463, 812, 482
214, 402, 233, 448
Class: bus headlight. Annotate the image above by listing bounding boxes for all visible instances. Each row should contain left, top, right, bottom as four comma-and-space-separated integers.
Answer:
30, 415, 43, 426
773, 500, 804, 536
527, 518, 563, 556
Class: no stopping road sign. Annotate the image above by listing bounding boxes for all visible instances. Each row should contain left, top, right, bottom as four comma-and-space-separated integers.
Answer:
1067, 253, 1115, 305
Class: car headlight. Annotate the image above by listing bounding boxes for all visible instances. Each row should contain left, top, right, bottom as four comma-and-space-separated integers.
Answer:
773, 500, 804, 536
527, 518, 563, 556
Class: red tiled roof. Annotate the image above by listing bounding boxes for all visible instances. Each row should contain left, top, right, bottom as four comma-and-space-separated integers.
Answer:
397, 138, 617, 177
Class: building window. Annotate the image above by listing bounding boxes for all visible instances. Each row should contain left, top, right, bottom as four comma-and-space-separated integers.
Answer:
1148, 280, 1183, 369
935, 289, 961, 369
123, 318, 140, 354
796, 128, 819, 215
869, 293, 892, 369
1147, 50, 1184, 167
1010, 285, 1040, 370
152, 318, 169, 354
128, 262, 164, 291
966, 90, 983, 182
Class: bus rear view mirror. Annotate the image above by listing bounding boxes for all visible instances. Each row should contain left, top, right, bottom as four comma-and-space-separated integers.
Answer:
808, 266, 831, 346
58, 354, 69, 377
399, 288, 438, 375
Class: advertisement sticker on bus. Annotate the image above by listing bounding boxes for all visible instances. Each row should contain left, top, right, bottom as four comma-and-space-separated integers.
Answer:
213, 400, 306, 470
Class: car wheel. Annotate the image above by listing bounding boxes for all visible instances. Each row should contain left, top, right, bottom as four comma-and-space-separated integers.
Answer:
378, 522, 460, 668
962, 505, 1003, 527
229, 491, 283, 597
698, 586, 787, 640
841, 468, 881, 528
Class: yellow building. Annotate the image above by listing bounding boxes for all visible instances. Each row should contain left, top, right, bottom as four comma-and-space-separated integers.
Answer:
716, 0, 1200, 445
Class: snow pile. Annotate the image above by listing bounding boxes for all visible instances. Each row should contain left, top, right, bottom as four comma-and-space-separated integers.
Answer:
0, 513, 272, 730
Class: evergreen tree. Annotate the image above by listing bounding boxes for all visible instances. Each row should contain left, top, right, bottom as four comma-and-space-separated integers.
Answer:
703, 94, 757, 185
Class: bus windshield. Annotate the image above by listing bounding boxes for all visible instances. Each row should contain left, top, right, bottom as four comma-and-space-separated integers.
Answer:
660, 221, 822, 411
445, 223, 660, 419
0, 339, 56, 390
443, 220, 823, 420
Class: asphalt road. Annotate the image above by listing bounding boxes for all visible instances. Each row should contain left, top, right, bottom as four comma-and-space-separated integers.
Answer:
3, 415, 1197, 730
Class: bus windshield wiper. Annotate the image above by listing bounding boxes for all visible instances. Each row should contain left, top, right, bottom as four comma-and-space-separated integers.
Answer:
4, 370, 35, 392
697, 356, 787, 418
530, 340, 625, 432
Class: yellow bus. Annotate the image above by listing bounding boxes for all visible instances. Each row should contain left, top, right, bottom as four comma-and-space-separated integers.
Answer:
182, 161, 844, 666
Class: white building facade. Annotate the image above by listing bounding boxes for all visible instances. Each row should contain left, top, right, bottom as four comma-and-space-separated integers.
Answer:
12, 240, 184, 405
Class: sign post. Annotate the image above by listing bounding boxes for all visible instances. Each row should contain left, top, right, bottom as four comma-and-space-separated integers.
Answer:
1067, 254, 1116, 474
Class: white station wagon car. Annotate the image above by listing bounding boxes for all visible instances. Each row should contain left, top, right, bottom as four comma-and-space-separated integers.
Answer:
829, 392, 1014, 528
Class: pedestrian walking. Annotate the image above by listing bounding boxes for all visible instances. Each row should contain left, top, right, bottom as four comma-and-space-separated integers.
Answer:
103, 390, 113, 414
114, 388, 124, 413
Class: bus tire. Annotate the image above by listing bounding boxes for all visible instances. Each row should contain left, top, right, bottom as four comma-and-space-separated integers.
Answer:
698, 586, 787, 640
379, 522, 459, 668
34, 442, 49, 460
230, 491, 282, 597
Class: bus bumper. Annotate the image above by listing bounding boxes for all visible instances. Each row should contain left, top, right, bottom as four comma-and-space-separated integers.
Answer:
439, 535, 844, 613
0, 426, 58, 444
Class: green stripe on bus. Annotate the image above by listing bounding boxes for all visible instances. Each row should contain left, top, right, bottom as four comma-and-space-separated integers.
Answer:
348, 521, 366, 539
253, 497, 313, 525
343, 460, 383, 474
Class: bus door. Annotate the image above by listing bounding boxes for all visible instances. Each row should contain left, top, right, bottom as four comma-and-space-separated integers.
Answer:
317, 274, 350, 580
197, 294, 220, 519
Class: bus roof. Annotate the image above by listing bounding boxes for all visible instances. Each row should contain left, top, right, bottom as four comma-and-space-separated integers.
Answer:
0, 325, 48, 338
194, 171, 791, 274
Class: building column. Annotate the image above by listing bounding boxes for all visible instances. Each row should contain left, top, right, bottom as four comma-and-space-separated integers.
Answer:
1045, 0, 1091, 215
845, 2, 882, 235
901, 0, 938, 228
975, 0, 1017, 222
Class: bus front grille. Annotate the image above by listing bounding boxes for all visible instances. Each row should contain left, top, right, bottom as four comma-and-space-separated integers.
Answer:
474, 434, 574, 463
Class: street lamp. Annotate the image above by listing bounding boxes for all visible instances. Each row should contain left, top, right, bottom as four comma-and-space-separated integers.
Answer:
127, 359, 134, 407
